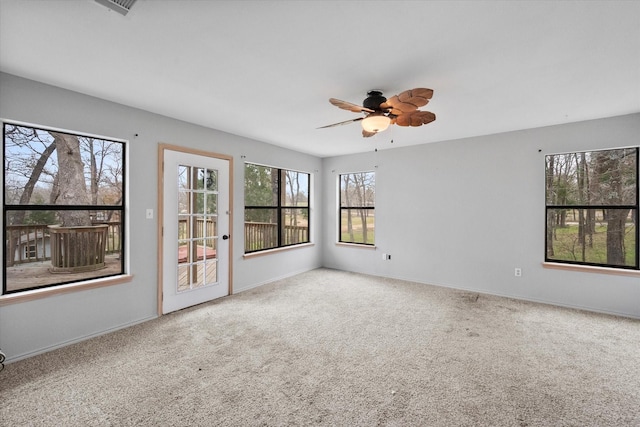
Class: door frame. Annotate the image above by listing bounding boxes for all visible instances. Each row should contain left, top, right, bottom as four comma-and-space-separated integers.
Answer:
157, 143, 234, 315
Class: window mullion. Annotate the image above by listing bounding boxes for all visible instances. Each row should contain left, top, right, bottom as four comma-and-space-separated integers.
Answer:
277, 168, 282, 248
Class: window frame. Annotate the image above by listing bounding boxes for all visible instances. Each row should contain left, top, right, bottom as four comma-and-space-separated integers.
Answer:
2, 120, 129, 296
544, 146, 639, 271
24, 244, 36, 259
243, 162, 310, 254
338, 171, 375, 246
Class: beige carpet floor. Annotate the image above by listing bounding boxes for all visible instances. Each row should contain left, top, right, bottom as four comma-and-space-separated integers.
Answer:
1, 268, 639, 426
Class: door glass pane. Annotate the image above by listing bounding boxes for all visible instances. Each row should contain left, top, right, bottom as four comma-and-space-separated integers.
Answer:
206, 193, 217, 215
205, 259, 217, 284
178, 239, 189, 263
195, 167, 206, 190
194, 193, 205, 215
193, 215, 205, 238
178, 165, 189, 192
193, 262, 205, 289
203, 238, 217, 257
206, 216, 218, 239
207, 169, 218, 191
178, 264, 190, 292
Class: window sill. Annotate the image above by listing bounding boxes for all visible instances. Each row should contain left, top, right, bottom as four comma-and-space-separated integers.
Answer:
243, 242, 315, 258
335, 242, 377, 250
0, 274, 134, 306
542, 262, 640, 277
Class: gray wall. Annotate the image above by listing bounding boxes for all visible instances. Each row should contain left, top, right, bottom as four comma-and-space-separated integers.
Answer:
1, 72, 638, 363
322, 113, 640, 318
0, 73, 323, 361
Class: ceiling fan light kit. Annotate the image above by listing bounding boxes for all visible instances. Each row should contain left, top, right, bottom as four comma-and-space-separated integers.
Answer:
361, 113, 391, 133
321, 88, 436, 138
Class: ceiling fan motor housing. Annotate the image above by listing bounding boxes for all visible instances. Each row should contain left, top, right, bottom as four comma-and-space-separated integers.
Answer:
363, 91, 387, 111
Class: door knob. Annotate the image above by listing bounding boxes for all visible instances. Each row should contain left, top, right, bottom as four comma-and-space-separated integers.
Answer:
222, 235, 230, 240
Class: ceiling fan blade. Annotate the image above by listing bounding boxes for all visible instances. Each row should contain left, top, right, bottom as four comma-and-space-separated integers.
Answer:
399, 88, 433, 104
380, 96, 418, 114
381, 88, 433, 114
329, 98, 375, 113
317, 117, 364, 129
394, 110, 436, 127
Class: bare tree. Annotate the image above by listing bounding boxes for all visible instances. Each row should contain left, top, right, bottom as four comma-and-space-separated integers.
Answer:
4, 126, 57, 266
286, 171, 300, 226
545, 155, 555, 257
592, 150, 630, 265
80, 137, 121, 206
341, 172, 374, 244
49, 132, 92, 226
342, 174, 355, 241
353, 173, 369, 244
5, 124, 125, 271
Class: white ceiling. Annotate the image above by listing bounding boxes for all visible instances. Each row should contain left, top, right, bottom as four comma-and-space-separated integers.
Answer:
1, 1, 639, 158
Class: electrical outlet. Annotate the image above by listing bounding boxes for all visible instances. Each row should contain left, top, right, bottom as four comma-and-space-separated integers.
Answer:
514, 268, 522, 277
387, 254, 391, 260
382, 253, 387, 261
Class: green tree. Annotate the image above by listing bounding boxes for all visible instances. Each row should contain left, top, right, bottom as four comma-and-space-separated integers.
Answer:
591, 149, 635, 265
25, 195, 56, 225
244, 164, 277, 223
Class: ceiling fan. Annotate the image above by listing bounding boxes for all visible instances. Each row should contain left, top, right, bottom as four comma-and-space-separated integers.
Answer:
319, 88, 436, 137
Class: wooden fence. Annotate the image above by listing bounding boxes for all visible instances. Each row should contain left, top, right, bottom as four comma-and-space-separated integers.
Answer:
5, 221, 121, 266
178, 217, 216, 240
5, 224, 50, 266
48, 225, 108, 273
245, 222, 308, 252
6, 220, 307, 265
177, 219, 307, 251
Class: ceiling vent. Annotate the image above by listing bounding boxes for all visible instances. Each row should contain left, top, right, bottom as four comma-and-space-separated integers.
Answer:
94, 0, 137, 16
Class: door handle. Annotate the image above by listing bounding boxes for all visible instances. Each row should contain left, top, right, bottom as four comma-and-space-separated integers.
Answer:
222, 235, 230, 240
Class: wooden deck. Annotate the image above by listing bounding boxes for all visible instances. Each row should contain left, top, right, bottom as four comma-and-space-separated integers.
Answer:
177, 259, 217, 292
5, 254, 217, 294
177, 245, 216, 263
5, 255, 123, 292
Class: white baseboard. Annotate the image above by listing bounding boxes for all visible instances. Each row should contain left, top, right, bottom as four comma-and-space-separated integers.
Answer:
4, 315, 158, 364
233, 267, 318, 294
375, 271, 640, 320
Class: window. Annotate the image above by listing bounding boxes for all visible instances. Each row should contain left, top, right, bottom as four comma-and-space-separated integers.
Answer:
545, 147, 638, 269
3, 122, 126, 294
244, 163, 309, 253
339, 172, 375, 245
24, 245, 36, 259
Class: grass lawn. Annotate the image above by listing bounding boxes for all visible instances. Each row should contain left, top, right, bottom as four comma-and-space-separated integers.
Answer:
549, 224, 636, 266
340, 230, 375, 245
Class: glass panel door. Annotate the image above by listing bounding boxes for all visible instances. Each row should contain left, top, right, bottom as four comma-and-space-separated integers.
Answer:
162, 148, 230, 314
